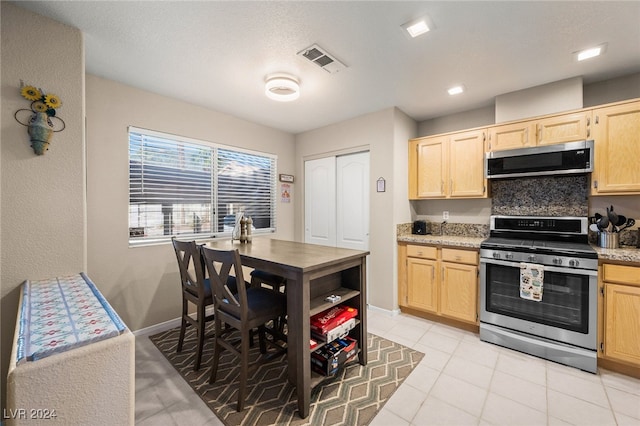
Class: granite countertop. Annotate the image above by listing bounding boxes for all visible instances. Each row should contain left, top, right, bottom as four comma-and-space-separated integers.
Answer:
397, 229, 640, 265
592, 245, 640, 265
397, 233, 485, 249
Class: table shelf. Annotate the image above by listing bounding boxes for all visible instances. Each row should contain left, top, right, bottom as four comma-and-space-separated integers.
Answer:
309, 287, 360, 317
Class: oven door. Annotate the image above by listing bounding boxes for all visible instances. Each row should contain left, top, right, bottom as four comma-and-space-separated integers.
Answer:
480, 258, 597, 350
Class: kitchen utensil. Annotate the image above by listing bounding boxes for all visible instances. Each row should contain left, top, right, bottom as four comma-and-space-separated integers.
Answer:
616, 215, 627, 227
597, 214, 609, 232
589, 224, 600, 233
617, 218, 635, 232
607, 206, 618, 230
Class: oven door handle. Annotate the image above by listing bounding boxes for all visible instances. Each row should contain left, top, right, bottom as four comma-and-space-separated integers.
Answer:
480, 258, 597, 277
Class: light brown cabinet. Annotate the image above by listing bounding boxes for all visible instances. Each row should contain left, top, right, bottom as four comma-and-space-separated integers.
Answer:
409, 129, 487, 199
591, 100, 640, 195
600, 263, 640, 369
487, 111, 592, 151
399, 243, 479, 326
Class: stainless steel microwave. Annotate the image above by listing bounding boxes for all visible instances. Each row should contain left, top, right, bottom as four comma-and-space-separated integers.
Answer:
485, 140, 594, 179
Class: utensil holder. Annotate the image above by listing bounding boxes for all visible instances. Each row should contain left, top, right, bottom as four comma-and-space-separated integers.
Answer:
598, 231, 619, 249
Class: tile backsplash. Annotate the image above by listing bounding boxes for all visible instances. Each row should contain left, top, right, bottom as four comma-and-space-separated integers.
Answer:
491, 175, 589, 216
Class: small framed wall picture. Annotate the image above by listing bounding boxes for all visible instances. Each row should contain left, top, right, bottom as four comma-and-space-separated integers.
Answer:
377, 177, 386, 192
279, 174, 294, 183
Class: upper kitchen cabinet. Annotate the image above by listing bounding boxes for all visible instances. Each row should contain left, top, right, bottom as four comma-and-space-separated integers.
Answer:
410, 136, 447, 198
409, 129, 488, 199
591, 99, 640, 195
487, 120, 535, 151
536, 111, 592, 146
487, 110, 592, 151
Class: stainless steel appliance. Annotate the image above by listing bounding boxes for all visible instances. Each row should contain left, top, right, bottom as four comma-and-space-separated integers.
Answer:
479, 215, 598, 373
485, 140, 594, 179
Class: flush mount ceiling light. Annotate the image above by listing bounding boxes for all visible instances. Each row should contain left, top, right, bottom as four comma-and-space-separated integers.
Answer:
401, 15, 434, 38
447, 85, 465, 96
265, 74, 300, 102
574, 43, 607, 61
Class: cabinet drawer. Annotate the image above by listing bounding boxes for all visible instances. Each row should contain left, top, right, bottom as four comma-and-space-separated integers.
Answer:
603, 264, 640, 286
441, 248, 478, 265
406, 245, 437, 259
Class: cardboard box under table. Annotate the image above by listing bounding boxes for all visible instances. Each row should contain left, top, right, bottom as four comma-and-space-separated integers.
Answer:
7, 273, 134, 426
311, 336, 358, 376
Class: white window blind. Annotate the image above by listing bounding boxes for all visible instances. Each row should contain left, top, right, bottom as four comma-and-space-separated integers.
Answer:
128, 127, 276, 244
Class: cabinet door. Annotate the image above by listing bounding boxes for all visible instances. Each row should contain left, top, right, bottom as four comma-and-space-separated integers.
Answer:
440, 262, 477, 324
604, 283, 640, 366
537, 111, 592, 146
487, 121, 535, 151
592, 101, 640, 195
416, 137, 447, 198
407, 257, 438, 313
449, 130, 487, 198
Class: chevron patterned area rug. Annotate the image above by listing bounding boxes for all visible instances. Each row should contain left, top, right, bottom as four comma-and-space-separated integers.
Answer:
149, 325, 423, 426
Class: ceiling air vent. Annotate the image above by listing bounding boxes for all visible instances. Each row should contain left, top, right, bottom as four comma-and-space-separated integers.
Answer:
297, 44, 347, 74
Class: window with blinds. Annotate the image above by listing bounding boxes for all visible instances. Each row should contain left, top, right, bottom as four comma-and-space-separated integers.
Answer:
128, 127, 277, 244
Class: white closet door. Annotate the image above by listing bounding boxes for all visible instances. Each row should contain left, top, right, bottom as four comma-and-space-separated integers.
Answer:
336, 152, 369, 251
304, 157, 336, 247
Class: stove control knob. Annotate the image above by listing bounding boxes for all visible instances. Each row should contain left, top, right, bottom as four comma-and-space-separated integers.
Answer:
528, 255, 537, 262
569, 259, 579, 267
553, 257, 563, 265
493, 252, 501, 259
505, 253, 514, 260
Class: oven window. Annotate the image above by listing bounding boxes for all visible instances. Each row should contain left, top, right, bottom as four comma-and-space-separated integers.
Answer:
484, 263, 589, 333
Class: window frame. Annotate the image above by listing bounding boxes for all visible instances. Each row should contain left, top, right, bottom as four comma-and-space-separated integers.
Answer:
128, 126, 277, 247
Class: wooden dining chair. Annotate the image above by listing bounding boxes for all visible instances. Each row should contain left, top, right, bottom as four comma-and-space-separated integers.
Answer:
200, 245, 287, 412
171, 238, 236, 371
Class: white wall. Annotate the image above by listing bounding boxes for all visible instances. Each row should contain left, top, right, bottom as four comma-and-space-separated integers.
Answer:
86, 75, 296, 331
294, 108, 416, 312
1, 3, 85, 410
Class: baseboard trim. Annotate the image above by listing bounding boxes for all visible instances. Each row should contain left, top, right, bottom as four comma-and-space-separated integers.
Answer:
134, 317, 181, 337
367, 304, 401, 317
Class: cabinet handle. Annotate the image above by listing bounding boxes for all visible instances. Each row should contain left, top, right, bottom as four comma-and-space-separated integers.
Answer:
482, 132, 486, 143
417, 251, 423, 256
587, 117, 590, 126
538, 124, 541, 142
587, 128, 590, 137
595, 115, 599, 124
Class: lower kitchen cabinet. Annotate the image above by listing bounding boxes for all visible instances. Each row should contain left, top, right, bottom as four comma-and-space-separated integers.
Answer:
399, 243, 479, 327
600, 263, 640, 369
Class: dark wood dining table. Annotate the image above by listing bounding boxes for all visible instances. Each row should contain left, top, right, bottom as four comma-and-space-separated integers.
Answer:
204, 238, 369, 418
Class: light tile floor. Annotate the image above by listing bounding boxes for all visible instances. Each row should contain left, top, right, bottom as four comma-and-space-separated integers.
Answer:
135, 309, 640, 425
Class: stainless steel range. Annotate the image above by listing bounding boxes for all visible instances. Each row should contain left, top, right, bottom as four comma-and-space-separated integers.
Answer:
479, 215, 598, 373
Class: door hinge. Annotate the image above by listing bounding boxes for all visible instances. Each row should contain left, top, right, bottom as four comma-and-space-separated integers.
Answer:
600, 342, 604, 352
600, 286, 605, 296
595, 115, 599, 124
483, 186, 486, 194
593, 180, 598, 189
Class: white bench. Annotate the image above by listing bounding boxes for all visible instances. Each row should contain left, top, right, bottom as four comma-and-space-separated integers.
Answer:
7, 273, 134, 425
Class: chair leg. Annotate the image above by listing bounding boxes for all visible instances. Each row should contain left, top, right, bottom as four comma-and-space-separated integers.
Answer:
177, 298, 188, 352
209, 317, 223, 384
194, 302, 206, 371
237, 329, 250, 412
258, 325, 267, 354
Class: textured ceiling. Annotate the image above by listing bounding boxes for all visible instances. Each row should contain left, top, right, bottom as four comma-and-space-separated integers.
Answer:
12, 1, 640, 134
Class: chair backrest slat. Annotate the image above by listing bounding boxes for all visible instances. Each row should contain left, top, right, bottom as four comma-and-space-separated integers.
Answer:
172, 238, 207, 299
201, 246, 248, 319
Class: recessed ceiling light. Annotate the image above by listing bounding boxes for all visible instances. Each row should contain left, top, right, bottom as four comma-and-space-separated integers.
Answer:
265, 74, 300, 102
575, 43, 607, 61
448, 85, 465, 96
401, 15, 434, 38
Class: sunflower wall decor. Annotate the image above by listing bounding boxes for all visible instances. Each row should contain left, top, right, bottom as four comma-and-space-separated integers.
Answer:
14, 82, 66, 155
